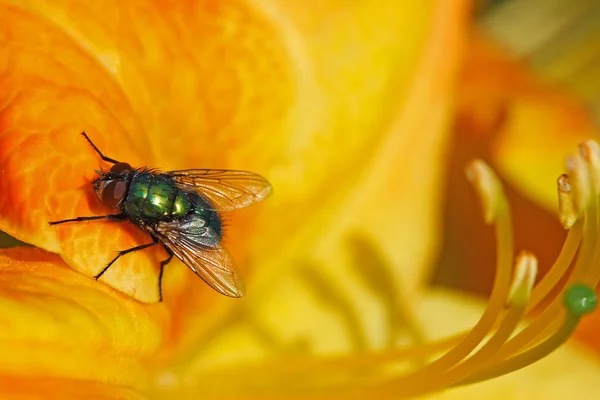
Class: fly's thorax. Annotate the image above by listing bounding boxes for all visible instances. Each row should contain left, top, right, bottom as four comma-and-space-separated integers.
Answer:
123, 172, 192, 219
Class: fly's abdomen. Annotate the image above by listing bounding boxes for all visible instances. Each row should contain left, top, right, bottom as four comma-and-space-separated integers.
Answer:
124, 172, 191, 219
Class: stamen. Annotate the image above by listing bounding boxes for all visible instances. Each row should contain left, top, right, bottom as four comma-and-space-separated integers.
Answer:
579, 141, 600, 289
484, 147, 597, 361
275, 160, 521, 397
557, 174, 578, 229
454, 285, 597, 386
432, 254, 538, 390
465, 160, 502, 225
565, 154, 591, 215
527, 174, 583, 311
506, 252, 537, 308
579, 141, 600, 193
526, 217, 582, 311
401, 161, 514, 373
568, 151, 598, 283
385, 252, 538, 396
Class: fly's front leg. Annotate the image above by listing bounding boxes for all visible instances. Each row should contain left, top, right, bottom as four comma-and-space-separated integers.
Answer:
49, 214, 126, 226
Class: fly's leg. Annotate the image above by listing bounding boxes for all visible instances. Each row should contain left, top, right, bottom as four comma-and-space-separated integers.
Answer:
80, 131, 120, 164
49, 214, 127, 225
157, 248, 174, 302
95, 237, 160, 280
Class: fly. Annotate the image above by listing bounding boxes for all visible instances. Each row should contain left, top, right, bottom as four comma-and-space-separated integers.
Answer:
49, 132, 272, 301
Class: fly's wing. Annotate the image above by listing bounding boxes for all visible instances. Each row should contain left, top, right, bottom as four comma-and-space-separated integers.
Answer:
151, 221, 245, 298
165, 169, 272, 212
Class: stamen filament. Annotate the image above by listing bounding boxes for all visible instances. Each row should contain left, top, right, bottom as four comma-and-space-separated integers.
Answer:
455, 311, 576, 386
455, 284, 597, 386
526, 218, 582, 311
569, 198, 597, 283
400, 162, 514, 372
371, 253, 537, 397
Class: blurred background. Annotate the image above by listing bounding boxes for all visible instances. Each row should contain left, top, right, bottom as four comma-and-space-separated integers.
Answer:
431, 0, 600, 297
479, 0, 600, 119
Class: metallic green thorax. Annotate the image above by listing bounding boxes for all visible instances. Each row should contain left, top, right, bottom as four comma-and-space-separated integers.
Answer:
124, 172, 191, 219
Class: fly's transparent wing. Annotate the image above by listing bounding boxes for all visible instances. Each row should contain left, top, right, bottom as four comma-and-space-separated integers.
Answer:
151, 221, 245, 298
165, 169, 272, 212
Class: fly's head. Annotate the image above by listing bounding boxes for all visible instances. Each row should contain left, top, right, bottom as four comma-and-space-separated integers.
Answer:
92, 162, 133, 209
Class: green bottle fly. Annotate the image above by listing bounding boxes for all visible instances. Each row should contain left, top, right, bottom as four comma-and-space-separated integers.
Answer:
49, 132, 272, 302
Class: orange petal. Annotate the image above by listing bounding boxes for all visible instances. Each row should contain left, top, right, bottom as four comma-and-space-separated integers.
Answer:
0, 247, 166, 388
0, 375, 146, 400
11, 0, 294, 171
0, 3, 165, 302
0, 1, 283, 304
167, 0, 472, 369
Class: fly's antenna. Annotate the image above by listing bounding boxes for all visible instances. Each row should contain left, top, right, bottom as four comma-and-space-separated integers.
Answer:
81, 131, 120, 164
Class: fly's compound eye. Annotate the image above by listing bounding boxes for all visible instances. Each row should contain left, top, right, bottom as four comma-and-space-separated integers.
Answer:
100, 179, 128, 208
109, 162, 132, 175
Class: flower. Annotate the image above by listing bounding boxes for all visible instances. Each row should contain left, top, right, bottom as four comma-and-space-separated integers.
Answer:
0, 1, 599, 399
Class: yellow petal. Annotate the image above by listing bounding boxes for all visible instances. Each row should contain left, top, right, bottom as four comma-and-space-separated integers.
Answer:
169, 0, 471, 367
248, 0, 470, 296
0, 247, 166, 388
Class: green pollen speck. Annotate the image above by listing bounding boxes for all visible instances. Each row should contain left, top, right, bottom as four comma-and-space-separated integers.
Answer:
563, 284, 598, 317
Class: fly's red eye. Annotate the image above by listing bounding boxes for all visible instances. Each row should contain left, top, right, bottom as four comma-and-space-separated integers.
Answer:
109, 162, 132, 174
101, 180, 127, 208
